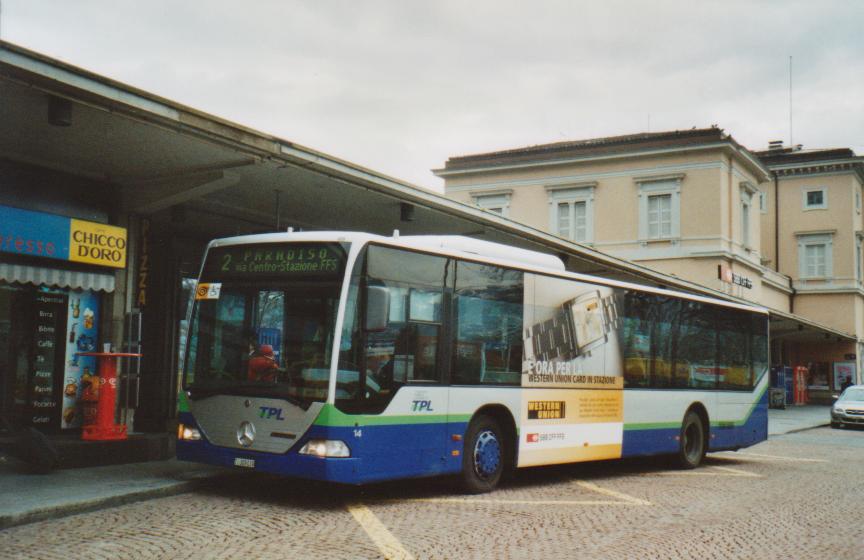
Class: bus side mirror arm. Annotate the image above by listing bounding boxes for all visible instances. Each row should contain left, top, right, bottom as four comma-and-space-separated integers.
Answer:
365, 286, 390, 332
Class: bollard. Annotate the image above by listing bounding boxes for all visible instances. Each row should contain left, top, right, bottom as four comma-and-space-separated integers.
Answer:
77, 352, 142, 441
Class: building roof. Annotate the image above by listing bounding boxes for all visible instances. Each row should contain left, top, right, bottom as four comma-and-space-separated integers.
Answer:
754, 147, 858, 167
754, 146, 864, 182
436, 127, 770, 181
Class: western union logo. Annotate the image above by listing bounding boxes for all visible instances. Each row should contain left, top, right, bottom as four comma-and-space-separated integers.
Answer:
527, 401, 566, 420
69, 219, 127, 268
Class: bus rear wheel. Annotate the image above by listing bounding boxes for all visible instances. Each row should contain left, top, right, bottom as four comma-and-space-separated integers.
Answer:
675, 411, 706, 469
461, 415, 505, 494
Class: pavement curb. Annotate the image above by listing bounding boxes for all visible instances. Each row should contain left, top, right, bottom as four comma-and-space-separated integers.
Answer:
0, 473, 229, 531
770, 422, 830, 436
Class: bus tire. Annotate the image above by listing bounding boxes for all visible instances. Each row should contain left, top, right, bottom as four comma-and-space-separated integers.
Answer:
675, 410, 706, 469
461, 415, 505, 494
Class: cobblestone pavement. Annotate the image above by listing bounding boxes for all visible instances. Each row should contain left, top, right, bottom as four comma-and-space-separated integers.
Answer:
2, 427, 862, 560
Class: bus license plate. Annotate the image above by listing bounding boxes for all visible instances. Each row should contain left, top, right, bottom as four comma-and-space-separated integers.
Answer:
234, 457, 255, 469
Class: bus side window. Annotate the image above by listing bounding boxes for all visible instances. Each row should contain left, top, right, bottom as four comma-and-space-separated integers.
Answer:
452, 261, 523, 385
365, 245, 448, 389
677, 300, 716, 389
619, 293, 652, 388
717, 308, 758, 391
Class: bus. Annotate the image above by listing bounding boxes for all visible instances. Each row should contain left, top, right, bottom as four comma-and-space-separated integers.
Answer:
177, 231, 769, 493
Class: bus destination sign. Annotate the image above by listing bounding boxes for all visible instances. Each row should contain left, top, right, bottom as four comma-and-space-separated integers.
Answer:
208, 244, 344, 277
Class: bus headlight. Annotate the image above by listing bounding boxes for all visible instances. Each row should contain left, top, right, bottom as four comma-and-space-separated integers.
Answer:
298, 439, 350, 458
178, 423, 202, 441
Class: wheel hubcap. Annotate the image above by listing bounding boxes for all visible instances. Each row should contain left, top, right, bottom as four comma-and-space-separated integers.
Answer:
473, 429, 501, 479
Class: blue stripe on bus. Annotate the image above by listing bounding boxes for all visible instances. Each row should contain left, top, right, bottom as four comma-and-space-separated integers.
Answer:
179, 393, 767, 483
177, 412, 465, 484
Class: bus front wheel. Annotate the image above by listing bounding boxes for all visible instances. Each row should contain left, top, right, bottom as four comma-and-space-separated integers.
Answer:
461, 415, 505, 493
675, 410, 706, 469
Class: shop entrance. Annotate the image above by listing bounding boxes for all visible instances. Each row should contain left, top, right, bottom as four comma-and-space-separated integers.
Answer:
0, 283, 103, 432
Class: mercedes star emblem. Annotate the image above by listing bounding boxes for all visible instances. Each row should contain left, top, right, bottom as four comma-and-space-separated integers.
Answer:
237, 421, 256, 447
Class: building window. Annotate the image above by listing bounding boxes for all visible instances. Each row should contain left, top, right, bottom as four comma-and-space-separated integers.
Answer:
546, 184, 595, 243
739, 184, 757, 250
647, 194, 672, 239
856, 189, 861, 214
759, 190, 768, 214
636, 176, 682, 241
803, 187, 827, 210
857, 235, 863, 284
471, 192, 511, 217
797, 233, 833, 279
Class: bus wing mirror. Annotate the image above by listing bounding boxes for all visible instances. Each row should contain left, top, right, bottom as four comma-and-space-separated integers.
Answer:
365, 286, 390, 332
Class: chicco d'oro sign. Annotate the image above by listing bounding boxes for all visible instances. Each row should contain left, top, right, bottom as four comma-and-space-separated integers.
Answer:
0, 204, 127, 269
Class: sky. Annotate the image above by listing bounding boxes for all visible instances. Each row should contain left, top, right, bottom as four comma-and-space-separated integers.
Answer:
2, 1, 863, 191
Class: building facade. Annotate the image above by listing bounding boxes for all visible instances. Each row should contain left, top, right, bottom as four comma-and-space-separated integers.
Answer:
437, 129, 861, 398
756, 145, 864, 395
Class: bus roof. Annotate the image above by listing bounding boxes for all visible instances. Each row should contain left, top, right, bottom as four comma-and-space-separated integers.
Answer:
206, 231, 768, 315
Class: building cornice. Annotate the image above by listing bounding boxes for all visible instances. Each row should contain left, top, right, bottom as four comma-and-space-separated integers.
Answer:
769, 159, 864, 183
545, 181, 598, 192
435, 142, 771, 183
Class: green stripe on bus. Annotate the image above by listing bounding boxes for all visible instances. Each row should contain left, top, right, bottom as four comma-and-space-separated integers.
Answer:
624, 421, 679, 431
177, 390, 190, 413
314, 404, 472, 427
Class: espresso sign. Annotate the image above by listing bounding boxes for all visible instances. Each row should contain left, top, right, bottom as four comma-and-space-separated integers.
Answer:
0, 204, 127, 269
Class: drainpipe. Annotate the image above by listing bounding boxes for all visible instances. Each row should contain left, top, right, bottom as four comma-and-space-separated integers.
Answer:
774, 170, 780, 272
772, 169, 795, 314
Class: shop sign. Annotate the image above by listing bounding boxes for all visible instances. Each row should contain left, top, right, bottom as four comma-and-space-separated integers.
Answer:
0, 204, 127, 269
717, 264, 752, 289
136, 219, 150, 308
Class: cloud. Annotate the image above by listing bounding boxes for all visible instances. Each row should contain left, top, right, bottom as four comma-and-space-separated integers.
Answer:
4, 0, 863, 189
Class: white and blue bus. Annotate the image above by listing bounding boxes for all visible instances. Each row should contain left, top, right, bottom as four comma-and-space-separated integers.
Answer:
177, 231, 768, 492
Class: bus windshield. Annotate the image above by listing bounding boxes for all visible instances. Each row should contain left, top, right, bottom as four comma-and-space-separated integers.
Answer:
182, 242, 348, 409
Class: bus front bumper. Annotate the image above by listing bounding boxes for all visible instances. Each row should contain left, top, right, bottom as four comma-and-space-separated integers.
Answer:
177, 435, 363, 484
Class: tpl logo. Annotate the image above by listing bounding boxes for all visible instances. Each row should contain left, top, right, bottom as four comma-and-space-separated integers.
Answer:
411, 400, 434, 412
259, 406, 285, 420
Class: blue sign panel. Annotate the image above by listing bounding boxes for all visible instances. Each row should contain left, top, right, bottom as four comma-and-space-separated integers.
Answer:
0, 205, 71, 261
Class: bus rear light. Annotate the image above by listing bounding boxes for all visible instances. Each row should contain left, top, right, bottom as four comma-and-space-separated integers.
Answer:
298, 439, 350, 458
178, 423, 201, 441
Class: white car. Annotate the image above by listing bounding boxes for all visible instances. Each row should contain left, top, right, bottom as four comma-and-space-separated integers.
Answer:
831, 385, 864, 429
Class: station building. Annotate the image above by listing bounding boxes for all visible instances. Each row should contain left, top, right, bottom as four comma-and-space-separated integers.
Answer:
0, 42, 851, 465
436, 129, 861, 401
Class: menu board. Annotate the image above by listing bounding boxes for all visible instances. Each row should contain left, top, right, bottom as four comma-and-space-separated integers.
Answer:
31, 293, 66, 426
61, 290, 100, 429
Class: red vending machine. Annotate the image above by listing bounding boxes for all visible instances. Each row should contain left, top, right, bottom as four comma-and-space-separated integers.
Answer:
793, 366, 809, 405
